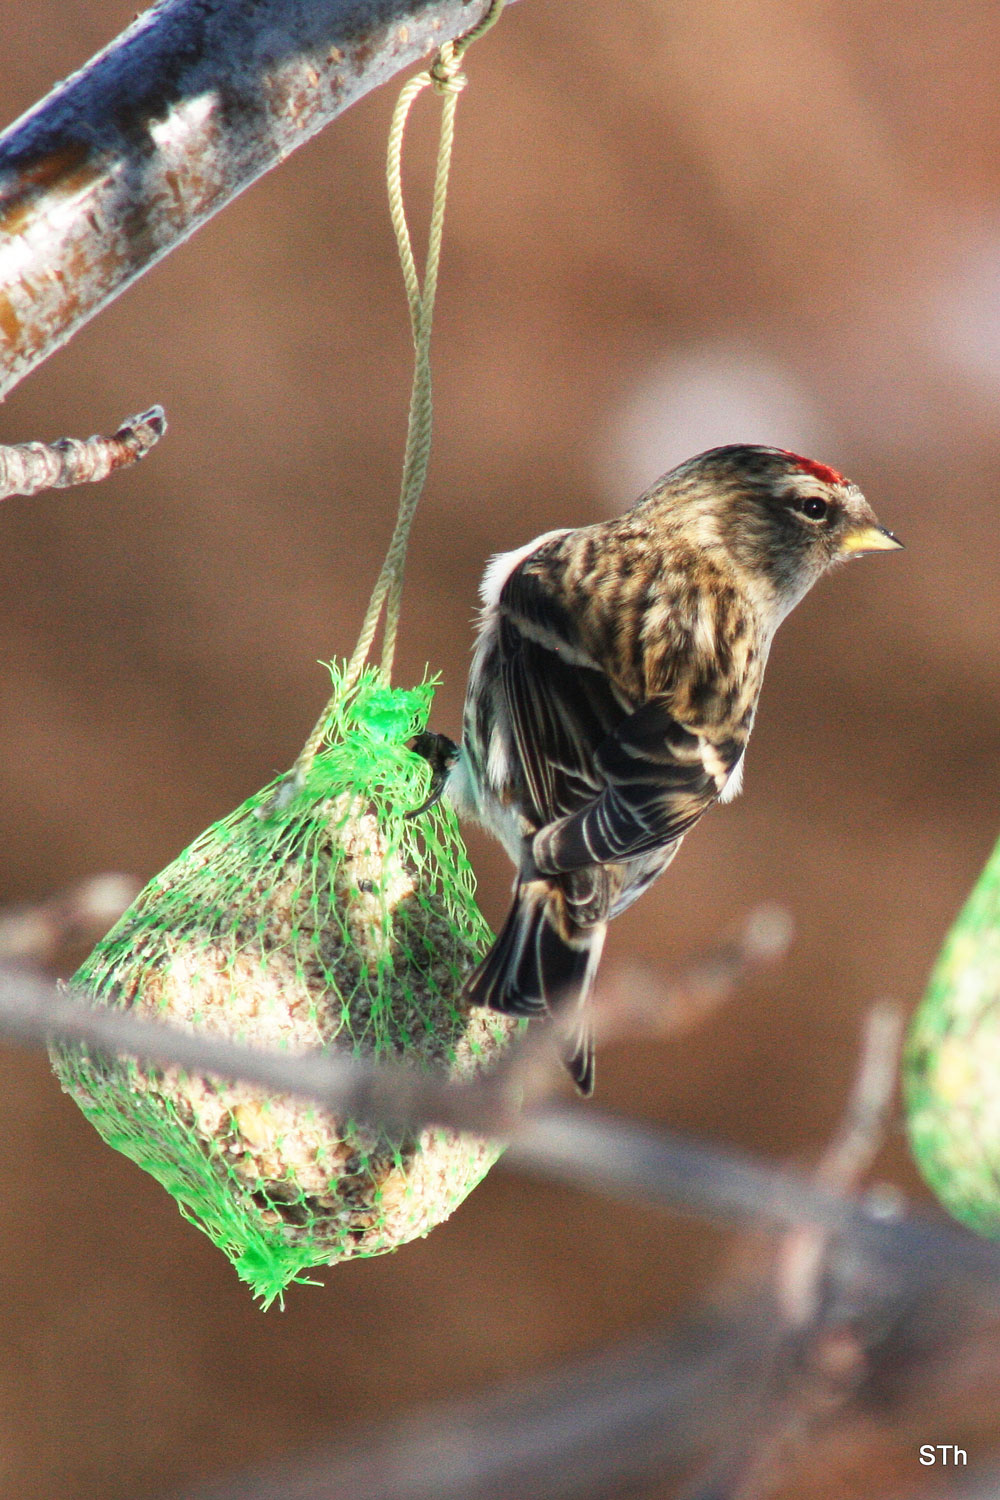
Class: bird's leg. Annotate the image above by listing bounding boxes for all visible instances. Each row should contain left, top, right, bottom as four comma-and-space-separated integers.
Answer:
405, 732, 460, 818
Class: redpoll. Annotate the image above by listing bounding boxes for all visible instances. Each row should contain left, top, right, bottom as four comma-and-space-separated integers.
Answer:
422, 445, 901, 1093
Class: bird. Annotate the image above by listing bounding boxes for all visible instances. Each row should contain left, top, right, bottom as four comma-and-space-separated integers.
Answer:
413, 444, 901, 1094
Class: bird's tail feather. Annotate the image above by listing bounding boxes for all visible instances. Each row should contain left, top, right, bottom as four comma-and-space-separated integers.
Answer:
562, 1015, 596, 1097
463, 881, 605, 1094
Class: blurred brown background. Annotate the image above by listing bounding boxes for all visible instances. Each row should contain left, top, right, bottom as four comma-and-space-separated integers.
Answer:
1, 1, 999, 1496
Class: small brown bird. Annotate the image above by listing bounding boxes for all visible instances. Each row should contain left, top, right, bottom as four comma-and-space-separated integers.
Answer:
429, 444, 901, 1093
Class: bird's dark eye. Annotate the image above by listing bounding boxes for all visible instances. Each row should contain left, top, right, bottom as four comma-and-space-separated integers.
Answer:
796, 496, 829, 522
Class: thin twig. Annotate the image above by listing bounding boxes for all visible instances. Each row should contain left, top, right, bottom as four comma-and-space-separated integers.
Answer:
163, 1300, 1000, 1500
777, 999, 905, 1331
0, 874, 140, 964
165, 1313, 766, 1500
586, 903, 794, 1049
0, 408, 165, 499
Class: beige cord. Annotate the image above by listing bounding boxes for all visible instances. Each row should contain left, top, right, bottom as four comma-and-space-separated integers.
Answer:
291, 0, 506, 786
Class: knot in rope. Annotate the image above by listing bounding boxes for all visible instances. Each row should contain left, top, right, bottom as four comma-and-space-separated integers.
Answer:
430, 42, 467, 96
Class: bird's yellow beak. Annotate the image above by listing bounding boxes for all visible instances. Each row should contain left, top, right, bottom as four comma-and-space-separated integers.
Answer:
839, 523, 904, 556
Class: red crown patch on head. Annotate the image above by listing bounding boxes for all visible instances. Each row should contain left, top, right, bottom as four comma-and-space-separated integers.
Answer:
781, 451, 845, 486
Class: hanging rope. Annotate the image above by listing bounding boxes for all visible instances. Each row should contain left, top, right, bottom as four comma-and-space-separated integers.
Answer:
290, 0, 506, 787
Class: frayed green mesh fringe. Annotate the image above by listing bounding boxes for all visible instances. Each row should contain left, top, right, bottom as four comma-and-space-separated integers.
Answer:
905, 828, 1000, 1238
51, 668, 517, 1306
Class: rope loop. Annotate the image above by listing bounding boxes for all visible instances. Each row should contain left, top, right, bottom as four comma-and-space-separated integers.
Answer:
286, 1, 506, 794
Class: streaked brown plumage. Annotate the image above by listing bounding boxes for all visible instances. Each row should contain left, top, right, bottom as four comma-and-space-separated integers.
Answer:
435, 444, 902, 1093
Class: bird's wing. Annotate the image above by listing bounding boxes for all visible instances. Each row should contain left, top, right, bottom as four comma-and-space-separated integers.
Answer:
497, 561, 743, 872
497, 568, 634, 830
532, 696, 744, 874
498, 616, 626, 827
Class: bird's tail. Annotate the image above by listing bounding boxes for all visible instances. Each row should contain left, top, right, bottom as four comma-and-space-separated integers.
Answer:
463, 879, 605, 1094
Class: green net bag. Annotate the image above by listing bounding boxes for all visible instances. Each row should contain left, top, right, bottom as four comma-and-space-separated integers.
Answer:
905, 830, 1000, 1236
51, 667, 517, 1304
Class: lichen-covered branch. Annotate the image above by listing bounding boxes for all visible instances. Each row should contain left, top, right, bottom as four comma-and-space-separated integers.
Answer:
0, 0, 511, 399
0, 407, 165, 498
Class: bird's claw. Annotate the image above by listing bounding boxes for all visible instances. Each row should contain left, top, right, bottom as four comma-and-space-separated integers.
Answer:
405, 732, 459, 819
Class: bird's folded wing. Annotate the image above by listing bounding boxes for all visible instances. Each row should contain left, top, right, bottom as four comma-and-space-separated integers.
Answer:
532, 698, 744, 873
497, 606, 632, 829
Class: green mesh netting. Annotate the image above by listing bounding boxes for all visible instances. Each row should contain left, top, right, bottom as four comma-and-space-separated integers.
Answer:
51, 668, 517, 1305
905, 828, 1000, 1237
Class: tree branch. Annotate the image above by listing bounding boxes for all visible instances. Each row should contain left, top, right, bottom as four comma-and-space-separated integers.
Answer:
11, 956, 1000, 1301
0, 408, 165, 498
9, 888, 1000, 1496
169, 1314, 766, 1500
0, 0, 514, 399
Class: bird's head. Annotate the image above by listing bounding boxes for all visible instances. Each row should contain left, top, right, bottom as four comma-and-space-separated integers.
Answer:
666, 444, 902, 621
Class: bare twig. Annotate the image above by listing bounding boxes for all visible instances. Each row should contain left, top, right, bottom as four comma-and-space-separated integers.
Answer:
814, 999, 905, 1195
165, 1313, 767, 1500
778, 999, 905, 1331
0, 408, 165, 499
162, 1304, 1000, 1500
19, 902, 793, 1139
0, 0, 517, 400
0, 873, 140, 964
586, 903, 794, 1048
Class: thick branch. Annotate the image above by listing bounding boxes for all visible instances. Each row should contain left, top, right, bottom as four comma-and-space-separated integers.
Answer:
0, 0, 510, 399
